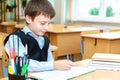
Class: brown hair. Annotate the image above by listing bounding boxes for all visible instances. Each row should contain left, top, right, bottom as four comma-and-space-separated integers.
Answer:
25, 0, 55, 21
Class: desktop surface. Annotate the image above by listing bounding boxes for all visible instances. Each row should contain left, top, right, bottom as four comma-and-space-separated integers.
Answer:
1, 59, 120, 80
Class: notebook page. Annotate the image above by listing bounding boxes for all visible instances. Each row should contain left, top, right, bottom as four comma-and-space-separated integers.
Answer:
29, 66, 95, 80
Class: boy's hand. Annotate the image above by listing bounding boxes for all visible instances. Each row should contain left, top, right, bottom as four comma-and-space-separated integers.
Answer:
54, 60, 77, 70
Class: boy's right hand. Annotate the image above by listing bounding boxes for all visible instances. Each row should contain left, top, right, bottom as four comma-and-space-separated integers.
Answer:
53, 60, 77, 70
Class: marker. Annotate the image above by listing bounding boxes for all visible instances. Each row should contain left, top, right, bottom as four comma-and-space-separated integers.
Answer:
8, 65, 14, 75
10, 48, 16, 59
21, 64, 28, 75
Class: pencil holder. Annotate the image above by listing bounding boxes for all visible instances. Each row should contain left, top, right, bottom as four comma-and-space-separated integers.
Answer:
8, 74, 25, 80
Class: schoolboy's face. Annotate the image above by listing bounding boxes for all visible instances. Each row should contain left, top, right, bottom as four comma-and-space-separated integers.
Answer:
26, 14, 51, 36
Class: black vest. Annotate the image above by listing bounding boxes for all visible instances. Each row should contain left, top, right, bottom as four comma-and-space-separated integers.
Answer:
4, 30, 50, 61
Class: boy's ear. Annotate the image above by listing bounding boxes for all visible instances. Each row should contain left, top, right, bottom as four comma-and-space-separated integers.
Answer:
25, 15, 32, 24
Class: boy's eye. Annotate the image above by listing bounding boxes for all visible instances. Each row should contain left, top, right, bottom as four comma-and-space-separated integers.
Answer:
40, 22, 51, 25
48, 22, 51, 25
40, 22, 46, 25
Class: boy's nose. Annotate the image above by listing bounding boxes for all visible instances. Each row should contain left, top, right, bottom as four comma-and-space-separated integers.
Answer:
44, 25, 49, 30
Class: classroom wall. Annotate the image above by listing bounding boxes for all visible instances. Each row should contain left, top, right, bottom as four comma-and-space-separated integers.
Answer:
54, 0, 66, 24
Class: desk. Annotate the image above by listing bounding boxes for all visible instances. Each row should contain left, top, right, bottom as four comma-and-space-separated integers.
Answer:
73, 59, 120, 80
72, 69, 120, 80
0, 22, 17, 33
47, 25, 102, 58
13, 23, 25, 32
82, 32, 120, 59
1, 59, 120, 80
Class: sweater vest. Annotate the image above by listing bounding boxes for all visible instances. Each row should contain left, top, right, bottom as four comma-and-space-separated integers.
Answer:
4, 30, 50, 61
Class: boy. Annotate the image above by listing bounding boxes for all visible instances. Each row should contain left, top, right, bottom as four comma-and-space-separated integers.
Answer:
4, 0, 76, 72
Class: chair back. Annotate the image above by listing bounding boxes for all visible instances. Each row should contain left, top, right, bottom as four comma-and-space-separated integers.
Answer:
0, 32, 9, 67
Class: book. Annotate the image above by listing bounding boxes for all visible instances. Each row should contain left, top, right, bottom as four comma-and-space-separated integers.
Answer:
89, 61, 120, 71
90, 53, 120, 70
92, 60, 120, 66
92, 53, 120, 62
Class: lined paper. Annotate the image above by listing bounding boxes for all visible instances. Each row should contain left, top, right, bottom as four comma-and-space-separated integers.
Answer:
29, 66, 95, 80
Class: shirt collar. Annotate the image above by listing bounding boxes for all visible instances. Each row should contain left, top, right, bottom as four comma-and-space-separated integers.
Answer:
22, 26, 43, 38
22, 26, 31, 35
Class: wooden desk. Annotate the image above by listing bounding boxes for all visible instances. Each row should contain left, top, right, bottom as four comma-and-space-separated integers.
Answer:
72, 59, 120, 80
72, 69, 120, 80
0, 77, 8, 80
82, 32, 120, 59
13, 23, 25, 32
47, 25, 102, 58
0, 22, 17, 33
1, 70, 120, 80
1, 59, 120, 80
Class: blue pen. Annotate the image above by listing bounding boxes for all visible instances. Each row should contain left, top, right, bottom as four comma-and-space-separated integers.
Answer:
66, 53, 70, 61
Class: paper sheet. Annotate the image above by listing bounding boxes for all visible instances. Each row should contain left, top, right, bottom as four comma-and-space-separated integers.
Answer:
29, 66, 95, 80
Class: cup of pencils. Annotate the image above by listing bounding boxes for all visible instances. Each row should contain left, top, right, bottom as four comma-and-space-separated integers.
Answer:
8, 47, 29, 80
8, 74, 25, 80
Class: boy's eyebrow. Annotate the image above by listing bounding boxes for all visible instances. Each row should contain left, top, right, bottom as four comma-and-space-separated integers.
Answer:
40, 21, 50, 23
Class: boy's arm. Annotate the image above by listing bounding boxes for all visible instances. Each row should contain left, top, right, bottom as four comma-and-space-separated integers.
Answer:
28, 44, 54, 72
47, 44, 54, 61
5, 35, 54, 72
4, 35, 25, 57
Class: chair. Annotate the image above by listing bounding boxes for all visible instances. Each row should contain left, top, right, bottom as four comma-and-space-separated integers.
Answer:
0, 32, 9, 78
50, 45, 58, 60
0, 32, 9, 67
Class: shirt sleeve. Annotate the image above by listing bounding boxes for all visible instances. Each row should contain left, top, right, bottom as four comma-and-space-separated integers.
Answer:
28, 44, 54, 72
4, 35, 25, 57
4, 35, 54, 72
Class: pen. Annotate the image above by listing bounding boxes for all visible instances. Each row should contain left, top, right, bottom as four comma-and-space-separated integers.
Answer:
66, 53, 70, 61
25, 44, 28, 55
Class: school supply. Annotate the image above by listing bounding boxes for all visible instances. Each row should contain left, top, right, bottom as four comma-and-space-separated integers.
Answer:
89, 53, 120, 71
7, 35, 29, 80
92, 53, 120, 62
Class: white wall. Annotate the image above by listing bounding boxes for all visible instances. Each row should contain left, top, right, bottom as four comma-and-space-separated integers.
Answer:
54, 0, 66, 24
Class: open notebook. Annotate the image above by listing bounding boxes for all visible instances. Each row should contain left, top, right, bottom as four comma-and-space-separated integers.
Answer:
29, 66, 95, 80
